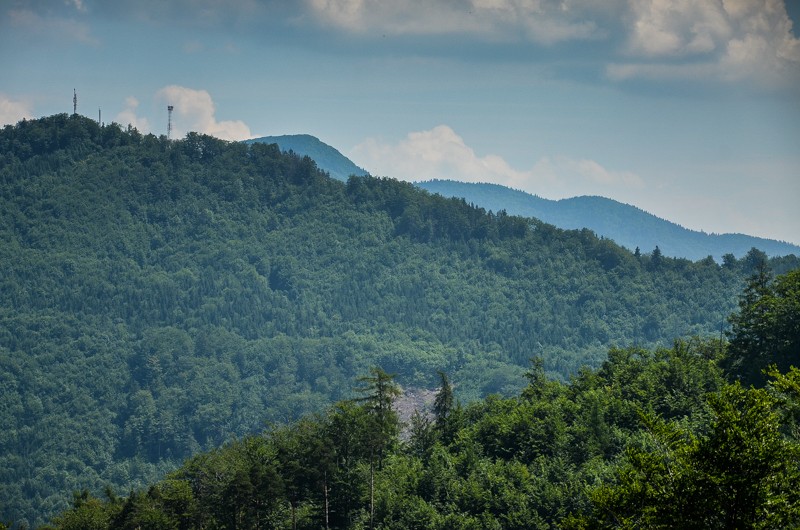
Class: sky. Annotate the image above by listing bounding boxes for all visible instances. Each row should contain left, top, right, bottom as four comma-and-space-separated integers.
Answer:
1, 0, 799, 246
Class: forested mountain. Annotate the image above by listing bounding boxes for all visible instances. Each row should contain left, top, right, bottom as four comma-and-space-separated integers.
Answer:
234, 136, 798, 262
244, 134, 368, 182
0, 115, 797, 527
44, 269, 800, 529
417, 180, 800, 262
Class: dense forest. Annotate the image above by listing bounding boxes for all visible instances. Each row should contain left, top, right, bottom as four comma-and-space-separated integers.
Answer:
0, 115, 797, 527
42, 268, 800, 528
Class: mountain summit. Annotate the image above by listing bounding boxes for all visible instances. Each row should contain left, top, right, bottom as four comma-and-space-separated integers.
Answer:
245, 134, 368, 182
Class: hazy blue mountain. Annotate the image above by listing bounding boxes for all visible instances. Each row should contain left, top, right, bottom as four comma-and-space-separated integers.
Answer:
417, 180, 800, 262
245, 134, 368, 182
242, 135, 796, 262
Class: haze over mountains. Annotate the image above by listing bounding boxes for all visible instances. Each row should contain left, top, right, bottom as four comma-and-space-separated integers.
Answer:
249, 135, 799, 262
417, 180, 800, 262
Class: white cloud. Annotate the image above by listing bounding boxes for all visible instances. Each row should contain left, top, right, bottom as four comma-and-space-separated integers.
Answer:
9, 0, 795, 89
111, 87, 251, 140
115, 97, 151, 133
351, 125, 643, 199
0, 95, 33, 126
351, 125, 525, 183
615, 0, 800, 87
155, 85, 251, 141
627, 0, 731, 57
539, 156, 644, 192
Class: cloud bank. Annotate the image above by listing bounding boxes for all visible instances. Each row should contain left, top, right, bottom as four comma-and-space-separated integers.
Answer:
609, 0, 800, 86
306, 0, 799, 87
307, 0, 613, 43
5, 0, 797, 89
352, 125, 643, 200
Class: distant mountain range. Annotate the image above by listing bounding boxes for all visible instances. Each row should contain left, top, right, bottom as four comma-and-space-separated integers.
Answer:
416, 180, 800, 262
246, 135, 799, 262
245, 134, 368, 182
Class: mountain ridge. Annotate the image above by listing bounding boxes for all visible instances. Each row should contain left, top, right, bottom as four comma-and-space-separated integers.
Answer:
417, 180, 800, 261
417, 180, 800, 262
243, 136, 797, 261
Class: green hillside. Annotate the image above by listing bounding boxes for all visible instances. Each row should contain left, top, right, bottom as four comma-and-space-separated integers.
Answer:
46, 359, 800, 530
0, 115, 796, 527
417, 179, 800, 261
44, 266, 800, 528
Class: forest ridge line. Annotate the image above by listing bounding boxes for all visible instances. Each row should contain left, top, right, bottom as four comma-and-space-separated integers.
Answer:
244, 134, 799, 260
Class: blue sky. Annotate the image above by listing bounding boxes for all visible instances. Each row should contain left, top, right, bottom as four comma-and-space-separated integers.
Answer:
2, 0, 799, 246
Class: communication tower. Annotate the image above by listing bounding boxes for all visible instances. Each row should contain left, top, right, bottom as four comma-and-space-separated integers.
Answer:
73, 89, 77, 115
167, 105, 174, 139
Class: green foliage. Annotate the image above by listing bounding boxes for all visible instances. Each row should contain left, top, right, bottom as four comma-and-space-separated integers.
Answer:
47, 490, 117, 530
355, 368, 401, 463
726, 268, 800, 385
0, 115, 795, 526
580, 382, 800, 529
45, 332, 800, 529
433, 371, 454, 430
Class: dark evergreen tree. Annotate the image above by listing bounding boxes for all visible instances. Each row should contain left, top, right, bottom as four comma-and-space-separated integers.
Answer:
355, 367, 400, 529
432, 370, 454, 430
726, 268, 799, 386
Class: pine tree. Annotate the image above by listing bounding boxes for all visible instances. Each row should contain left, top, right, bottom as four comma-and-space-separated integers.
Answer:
355, 367, 400, 530
433, 370, 453, 429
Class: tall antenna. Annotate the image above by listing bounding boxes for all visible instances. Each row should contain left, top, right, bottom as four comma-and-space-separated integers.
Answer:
98, 108, 102, 126
73, 89, 77, 115
167, 105, 174, 139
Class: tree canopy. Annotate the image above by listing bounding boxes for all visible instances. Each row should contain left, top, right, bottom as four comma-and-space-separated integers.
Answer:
726, 267, 800, 385
44, 338, 800, 529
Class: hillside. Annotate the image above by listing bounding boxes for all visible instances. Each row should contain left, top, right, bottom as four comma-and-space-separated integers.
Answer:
417, 180, 800, 261
244, 134, 368, 182
46, 350, 800, 530
0, 115, 796, 527
44, 265, 800, 529
234, 137, 798, 262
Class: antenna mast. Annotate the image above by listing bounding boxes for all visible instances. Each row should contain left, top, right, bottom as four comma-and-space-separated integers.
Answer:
73, 89, 77, 115
167, 105, 174, 139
